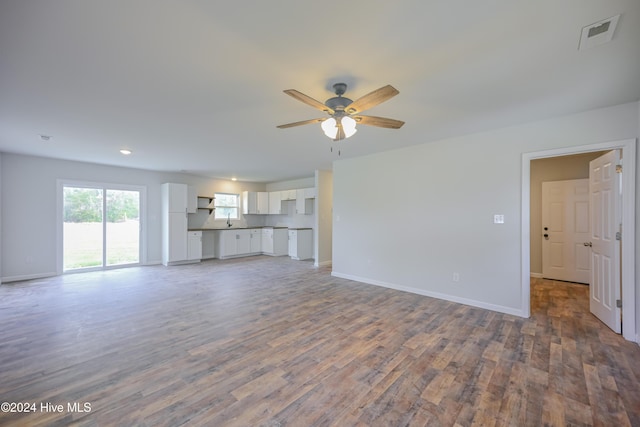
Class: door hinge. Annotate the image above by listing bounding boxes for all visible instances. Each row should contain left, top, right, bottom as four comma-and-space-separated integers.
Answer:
616, 231, 621, 241
615, 164, 622, 173
616, 299, 622, 308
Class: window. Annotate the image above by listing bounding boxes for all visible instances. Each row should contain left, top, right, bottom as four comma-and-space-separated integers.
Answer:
214, 193, 239, 220
61, 183, 142, 271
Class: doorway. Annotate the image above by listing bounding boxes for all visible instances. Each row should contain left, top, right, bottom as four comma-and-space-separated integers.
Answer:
60, 181, 145, 272
541, 178, 590, 284
521, 139, 636, 341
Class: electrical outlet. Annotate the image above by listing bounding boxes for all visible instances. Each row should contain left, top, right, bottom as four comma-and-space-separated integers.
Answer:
452, 272, 460, 282
494, 214, 505, 224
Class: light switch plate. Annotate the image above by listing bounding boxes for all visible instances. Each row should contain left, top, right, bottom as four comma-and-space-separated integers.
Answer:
494, 214, 505, 224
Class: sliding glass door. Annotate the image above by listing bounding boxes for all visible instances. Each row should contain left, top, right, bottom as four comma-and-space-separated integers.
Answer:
63, 184, 141, 271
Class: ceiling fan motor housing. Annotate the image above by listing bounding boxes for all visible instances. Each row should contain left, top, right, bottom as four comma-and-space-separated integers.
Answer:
325, 83, 353, 112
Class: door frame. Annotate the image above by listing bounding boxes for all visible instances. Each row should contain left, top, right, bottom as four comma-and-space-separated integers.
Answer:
56, 179, 148, 274
521, 139, 636, 342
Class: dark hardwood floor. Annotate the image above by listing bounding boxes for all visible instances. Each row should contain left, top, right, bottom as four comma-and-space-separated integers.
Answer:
1, 256, 638, 426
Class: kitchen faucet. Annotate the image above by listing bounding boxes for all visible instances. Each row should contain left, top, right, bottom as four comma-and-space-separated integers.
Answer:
227, 213, 232, 228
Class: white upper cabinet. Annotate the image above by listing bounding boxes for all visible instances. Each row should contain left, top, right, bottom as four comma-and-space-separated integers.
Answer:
304, 187, 316, 199
296, 188, 315, 215
257, 192, 269, 214
163, 183, 196, 214
282, 189, 297, 201
244, 191, 270, 215
187, 186, 197, 213
242, 191, 256, 215
164, 183, 187, 213
269, 191, 282, 214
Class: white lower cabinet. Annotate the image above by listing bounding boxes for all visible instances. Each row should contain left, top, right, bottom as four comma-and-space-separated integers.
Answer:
163, 212, 188, 265
262, 228, 288, 256
215, 229, 264, 259
261, 228, 274, 254
249, 229, 262, 253
214, 227, 299, 259
187, 231, 202, 261
288, 229, 313, 260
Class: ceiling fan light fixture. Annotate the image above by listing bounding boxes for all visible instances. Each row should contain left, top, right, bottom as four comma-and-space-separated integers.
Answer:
341, 116, 357, 138
321, 116, 357, 140
321, 117, 338, 139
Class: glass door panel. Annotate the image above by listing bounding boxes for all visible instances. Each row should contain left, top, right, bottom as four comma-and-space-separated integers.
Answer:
106, 189, 140, 266
63, 187, 104, 270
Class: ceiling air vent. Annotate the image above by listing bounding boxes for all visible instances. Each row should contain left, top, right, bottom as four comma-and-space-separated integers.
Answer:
578, 15, 620, 50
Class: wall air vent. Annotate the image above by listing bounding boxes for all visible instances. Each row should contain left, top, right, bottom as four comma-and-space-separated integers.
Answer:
578, 15, 620, 50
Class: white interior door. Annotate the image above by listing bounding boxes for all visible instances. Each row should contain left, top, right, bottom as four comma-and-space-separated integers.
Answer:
541, 179, 590, 283
589, 150, 621, 333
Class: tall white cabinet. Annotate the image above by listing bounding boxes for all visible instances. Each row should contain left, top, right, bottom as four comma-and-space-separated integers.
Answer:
162, 183, 197, 265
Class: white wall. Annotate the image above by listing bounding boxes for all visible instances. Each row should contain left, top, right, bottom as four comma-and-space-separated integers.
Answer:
0, 154, 260, 281
0, 152, 2, 283
332, 102, 639, 317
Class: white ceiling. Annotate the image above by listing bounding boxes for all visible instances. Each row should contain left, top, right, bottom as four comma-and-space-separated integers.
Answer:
1, 1, 639, 182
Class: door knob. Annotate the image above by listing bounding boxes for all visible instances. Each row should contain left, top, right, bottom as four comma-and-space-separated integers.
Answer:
583, 242, 592, 247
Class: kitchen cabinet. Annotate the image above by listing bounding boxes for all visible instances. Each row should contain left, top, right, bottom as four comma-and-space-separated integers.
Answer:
187, 186, 197, 214
268, 191, 282, 214
242, 191, 255, 214
304, 187, 316, 199
288, 229, 313, 260
261, 228, 273, 253
164, 212, 188, 265
214, 229, 252, 259
281, 189, 297, 201
249, 229, 262, 253
262, 228, 288, 256
187, 231, 202, 261
242, 191, 269, 215
257, 192, 269, 214
162, 183, 196, 265
296, 188, 314, 215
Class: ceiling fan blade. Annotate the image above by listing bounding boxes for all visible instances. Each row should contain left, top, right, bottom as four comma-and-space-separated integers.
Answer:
277, 118, 325, 129
283, 89, 335, 115
345, 85, 399, 114
353, 115, 405, 129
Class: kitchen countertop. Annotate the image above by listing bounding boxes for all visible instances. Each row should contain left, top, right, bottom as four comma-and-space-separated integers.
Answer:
188, 226, 289, 231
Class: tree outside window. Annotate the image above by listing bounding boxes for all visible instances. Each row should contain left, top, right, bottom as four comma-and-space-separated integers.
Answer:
214, 193, 239, 220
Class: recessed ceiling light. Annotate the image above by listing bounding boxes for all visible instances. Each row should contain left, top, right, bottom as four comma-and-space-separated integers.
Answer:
120, 149, 132, 155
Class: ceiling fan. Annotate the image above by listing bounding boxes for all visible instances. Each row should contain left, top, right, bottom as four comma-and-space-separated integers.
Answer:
277, 83, 404, 141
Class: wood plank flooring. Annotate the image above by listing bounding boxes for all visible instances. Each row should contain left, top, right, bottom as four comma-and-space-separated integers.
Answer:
1, 257, 639, 426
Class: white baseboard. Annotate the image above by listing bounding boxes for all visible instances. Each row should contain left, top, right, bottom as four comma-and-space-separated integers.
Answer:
530, 272, 543, 278
331, 271, 526, 318
2, 272, 58, 283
